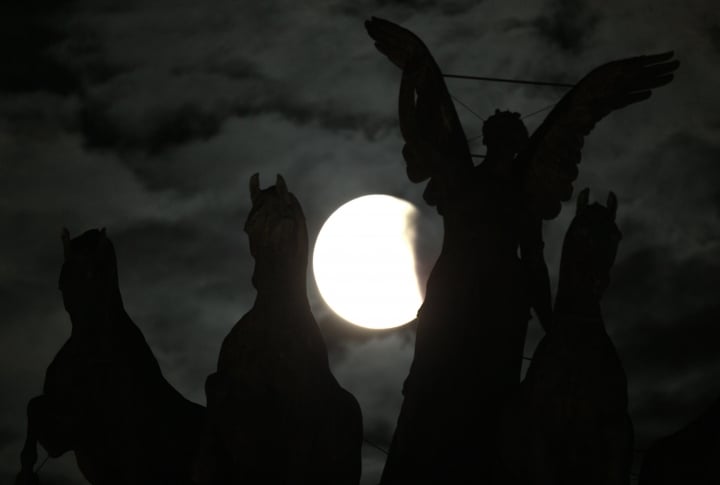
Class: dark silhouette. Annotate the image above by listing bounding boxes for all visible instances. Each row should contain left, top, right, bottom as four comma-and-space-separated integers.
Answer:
194, 174, 362, 485
365, 17, 677, 484
16, 228, 205, 485
639, 394, 720, 484
500, 189, 632, 485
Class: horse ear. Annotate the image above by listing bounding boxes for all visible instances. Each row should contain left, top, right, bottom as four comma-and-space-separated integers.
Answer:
276, 174, 289, 200
577, 188, 590, 213
61, 227, 71, 258
607, 191, 618, 220
250, 173, 260, 204
100, 227, 107, 237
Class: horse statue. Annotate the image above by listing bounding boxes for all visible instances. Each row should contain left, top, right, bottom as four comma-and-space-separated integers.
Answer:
639, 393, 720, 484
194, 174, 362, 485
16, 228, 205, 485
500, 189, 633, 485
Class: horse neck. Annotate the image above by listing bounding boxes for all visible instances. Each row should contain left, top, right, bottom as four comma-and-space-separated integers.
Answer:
251, 252, 309, 309
554, 270, 603, 320
68, 288, 127, 338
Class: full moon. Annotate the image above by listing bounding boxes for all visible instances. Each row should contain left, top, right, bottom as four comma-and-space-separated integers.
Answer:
313, 195, 423, 330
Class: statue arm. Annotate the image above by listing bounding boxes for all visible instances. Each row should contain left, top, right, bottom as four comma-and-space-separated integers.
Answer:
521, 218, 552, 332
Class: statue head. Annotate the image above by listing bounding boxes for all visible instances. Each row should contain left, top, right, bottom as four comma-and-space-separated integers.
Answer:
245, 173, 308, 264
559, 189, 622, 300
482, 110, 529, 157
59, 227, 121, 316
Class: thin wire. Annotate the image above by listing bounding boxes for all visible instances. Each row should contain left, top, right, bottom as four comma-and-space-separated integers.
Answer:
450, 94, 485, 122
34, 453, 50, 473
522, 102, 557, 120
444, 73, 574, 88
364, 438, 389, 455
467, 133, 483, 143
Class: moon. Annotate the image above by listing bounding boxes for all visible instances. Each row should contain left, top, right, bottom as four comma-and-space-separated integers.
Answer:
312, 195, 423, 330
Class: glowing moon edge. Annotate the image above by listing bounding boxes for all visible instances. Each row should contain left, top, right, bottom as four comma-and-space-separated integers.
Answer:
312, 194, 423, 330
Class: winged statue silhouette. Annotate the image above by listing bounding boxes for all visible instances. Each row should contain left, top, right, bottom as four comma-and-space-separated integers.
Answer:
365, 17, 678, 485
365, 16, 679, 220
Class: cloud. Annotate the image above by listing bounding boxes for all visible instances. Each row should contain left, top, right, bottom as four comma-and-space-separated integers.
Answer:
0, 427, 18, 454
332, 333, 414, 439
0, 3, 81, 95
532, 0, 600, 53
600, 242, 720, 447
709, 23, 720, 54
19, 0, 405, 156
80, 95, 228, 154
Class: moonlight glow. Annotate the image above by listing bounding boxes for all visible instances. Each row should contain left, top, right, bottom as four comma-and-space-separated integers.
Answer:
313, 195, 423, 330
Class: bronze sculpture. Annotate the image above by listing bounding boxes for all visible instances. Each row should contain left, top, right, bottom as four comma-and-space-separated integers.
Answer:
500, 190, 633, 485
366, 16, 677, 483
16, 228, 205, 485
194, 174, 363, 485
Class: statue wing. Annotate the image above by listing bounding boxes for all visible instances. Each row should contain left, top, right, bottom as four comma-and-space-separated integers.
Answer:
365, 17, 473, 204
519, 52, 679, 220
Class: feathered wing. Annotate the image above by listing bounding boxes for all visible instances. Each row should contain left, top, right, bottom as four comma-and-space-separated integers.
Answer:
365, 17, 473, 204
520, 52, 679, 220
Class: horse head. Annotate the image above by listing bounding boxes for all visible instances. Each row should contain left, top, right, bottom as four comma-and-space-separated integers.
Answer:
245, 173, 309, 290
59, 227, 122, 319
558, 188, 622, 303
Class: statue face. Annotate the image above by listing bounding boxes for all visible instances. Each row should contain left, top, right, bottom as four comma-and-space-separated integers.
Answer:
245, 191, 297, 256
244, 175, 305, 260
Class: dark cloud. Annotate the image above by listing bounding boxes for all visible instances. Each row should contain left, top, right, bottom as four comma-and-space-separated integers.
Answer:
331, 332, 414, 446
0, 276, 55, 325
336, 0, 469, 15
318, 311, 417, 358
77, 84, 396, 156
80, 98, 226, 153
708, 23, 720, 55
631, 384, 720, 446
532, 0, 600, 53
0, 3, 81, 95
618, 132, 720, 259
376, 0, 438, 8
602, 243, 720, 447
609, 246, 720, 325
236, 103, 397, 140
372, 0, 478, 16
620, 298, 720, 377
0, 427, 18, 453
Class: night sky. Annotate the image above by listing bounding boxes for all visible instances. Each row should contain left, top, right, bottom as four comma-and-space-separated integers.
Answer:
2, 1, 719, 483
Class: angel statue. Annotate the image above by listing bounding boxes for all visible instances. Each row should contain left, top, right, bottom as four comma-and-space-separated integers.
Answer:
365, 17, 678, 485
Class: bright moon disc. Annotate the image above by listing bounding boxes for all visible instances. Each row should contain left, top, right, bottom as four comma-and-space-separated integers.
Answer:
313, 195, 423, 330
